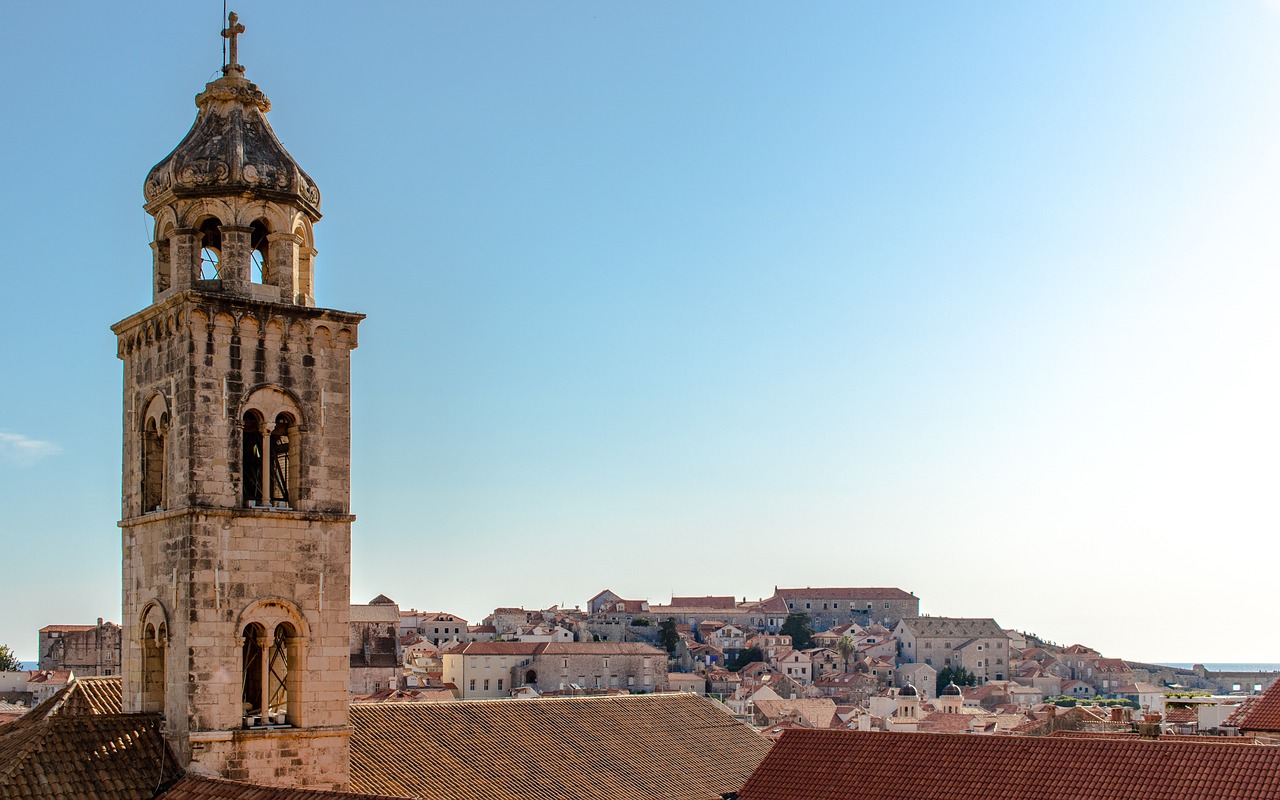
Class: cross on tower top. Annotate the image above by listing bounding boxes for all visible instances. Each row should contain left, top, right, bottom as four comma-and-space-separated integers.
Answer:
222, 12, 246, 71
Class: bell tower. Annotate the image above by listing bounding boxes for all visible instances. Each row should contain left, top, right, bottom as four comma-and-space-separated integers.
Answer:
112, 13, 362, 790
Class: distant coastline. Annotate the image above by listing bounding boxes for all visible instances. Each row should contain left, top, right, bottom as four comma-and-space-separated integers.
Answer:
1159, 663, 1280, 672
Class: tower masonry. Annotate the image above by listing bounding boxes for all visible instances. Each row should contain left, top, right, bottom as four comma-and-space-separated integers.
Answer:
111, 13, 362, 789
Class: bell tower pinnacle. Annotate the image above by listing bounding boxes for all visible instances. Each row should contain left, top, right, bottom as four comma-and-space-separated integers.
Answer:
112, 12, 363, 790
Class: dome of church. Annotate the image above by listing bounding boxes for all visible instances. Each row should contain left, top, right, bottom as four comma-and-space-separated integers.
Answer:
941, 681, 962, 696
143, 59, 320, 218
899, 683, 918, 697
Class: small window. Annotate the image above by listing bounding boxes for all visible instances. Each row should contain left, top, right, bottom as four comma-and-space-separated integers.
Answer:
497, 679, 503, 690
469, 679, 475, 690
484, 679, 490, 690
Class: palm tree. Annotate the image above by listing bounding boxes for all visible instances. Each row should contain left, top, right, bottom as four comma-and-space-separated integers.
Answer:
836, 634, 856, 673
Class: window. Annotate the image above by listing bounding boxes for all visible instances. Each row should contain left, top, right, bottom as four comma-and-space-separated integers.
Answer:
250, 219, 270, 284
242, 411, 265, 505
142, 416, 166, 513
483, 679, 490, 691
469, 679, 476, 691
241, 391, 303, 509
269, 413, 295, 505
884, 602, 890, 609
198, 218, 222, 280
497, 679, 503, 690
242, 622, 295, 727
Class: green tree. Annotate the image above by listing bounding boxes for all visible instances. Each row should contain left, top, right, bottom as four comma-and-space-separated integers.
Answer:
835, 634, 857, 673
780, 613, 815, 650
728, 646, 765, 671
658, 617, 680, 653
0, 644, 23, 672
935, 666, 978, 695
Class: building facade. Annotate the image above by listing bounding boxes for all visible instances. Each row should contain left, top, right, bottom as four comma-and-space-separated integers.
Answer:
773, 587, 920, 629
113, 14, 361, 790
894, 617, 1010, 683
37, 620, 121, 676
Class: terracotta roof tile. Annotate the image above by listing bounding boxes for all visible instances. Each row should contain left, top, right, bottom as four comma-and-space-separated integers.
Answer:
1230, 679, 1280, 732
349, 693, 771, 800
738, 728, 1280, 800
160, 776, 407, 800
0, 679, 178, 800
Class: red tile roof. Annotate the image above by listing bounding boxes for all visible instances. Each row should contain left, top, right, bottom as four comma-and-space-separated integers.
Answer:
160, 776, 406, 799
738, 728, 1280, 800
0, 678, 179, 800
1229, 679, 1280, 732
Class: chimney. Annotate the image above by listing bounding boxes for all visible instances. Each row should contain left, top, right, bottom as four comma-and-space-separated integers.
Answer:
97, 618, 103, 627
1110, 707, 1123, 723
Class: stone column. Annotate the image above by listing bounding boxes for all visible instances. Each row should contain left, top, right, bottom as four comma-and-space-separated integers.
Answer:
170, 228, 198, 291
219, 225, 254, 294
267, 231, 302, 304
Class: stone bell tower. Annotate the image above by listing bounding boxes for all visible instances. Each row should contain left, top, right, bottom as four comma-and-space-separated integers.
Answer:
112, 13, 362, 790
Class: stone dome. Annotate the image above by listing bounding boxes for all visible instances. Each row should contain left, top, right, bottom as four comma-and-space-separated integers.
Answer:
941, 681, 962, 696
143, 66, 320, 219
899, 683, 918, 697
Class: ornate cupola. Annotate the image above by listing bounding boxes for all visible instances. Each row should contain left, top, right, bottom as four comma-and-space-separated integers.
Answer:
113, 12, 362, 791
142, 12, 322, 307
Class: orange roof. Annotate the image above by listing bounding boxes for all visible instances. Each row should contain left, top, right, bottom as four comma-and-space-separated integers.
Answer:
1229, 680, 1280, 732
160, 776, 405, 799
738, 729, 1280, 800
0, 677, 179, 799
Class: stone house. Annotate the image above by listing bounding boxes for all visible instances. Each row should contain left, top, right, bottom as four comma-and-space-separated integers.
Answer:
647, 595, 788, 634
803, 647, 840, 678
350, 598, 402, 695
771, 649, 812, 684
442, 641, 668, 698
773, 587, 920, 629
37, 620, 121, 676
588, 589, 650, 616
897, 662, 938, 698
894, 617, 1010, 682
746, 634, 793, 661
400, 610, 469, 646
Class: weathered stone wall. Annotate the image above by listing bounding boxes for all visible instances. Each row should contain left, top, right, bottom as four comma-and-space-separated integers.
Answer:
116, 291, 360, 789
531, 650, 668, 693
38, 623, 122, 676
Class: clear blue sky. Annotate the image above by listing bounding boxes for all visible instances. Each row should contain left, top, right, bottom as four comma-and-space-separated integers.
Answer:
2, 3, 1278, 663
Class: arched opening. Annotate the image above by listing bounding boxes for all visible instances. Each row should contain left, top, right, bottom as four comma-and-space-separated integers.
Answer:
242, 410, 265, 506
250, 219, 270, 285
269, 412, 296, 506
525, 670, 537, 685
241, 622, 267, 725
141, 622, 166, 713
141, 416, 165, 513
241, 621, 296, 727
267, 622, 295, 724
198, 218, 223, 280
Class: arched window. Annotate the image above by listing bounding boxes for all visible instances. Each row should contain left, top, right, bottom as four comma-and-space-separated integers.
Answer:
198, 218, 223, 280
250, 219, 270, 284
240, 389, 303, 509
142, 416, 165, 513
242, 411, 265, 506
141, 622, 166, 713
269, 413, 295, 505
241, 621, 296, 727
